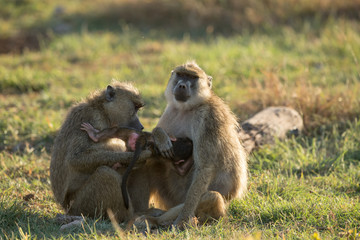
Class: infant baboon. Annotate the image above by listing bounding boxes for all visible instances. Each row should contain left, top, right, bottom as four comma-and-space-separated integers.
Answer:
80, 123, 194, 209
50, 82, 153, 222
80, 123, 193, 165
143, 61, 248, 227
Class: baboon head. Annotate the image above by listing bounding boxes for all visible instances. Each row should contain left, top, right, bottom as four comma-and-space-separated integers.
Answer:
102, 81, 144, 131
165, 61, 213, 110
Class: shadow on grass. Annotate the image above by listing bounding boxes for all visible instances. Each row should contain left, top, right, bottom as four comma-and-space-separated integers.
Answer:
0, 194, 120, 239
0, 199, 59, 239
1, 131, 57, 154
0, 200, 116, 239
4, 166, 50, 186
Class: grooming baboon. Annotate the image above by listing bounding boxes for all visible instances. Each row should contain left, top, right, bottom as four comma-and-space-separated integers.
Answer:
143, 61, 248, 227
50, 82, 155, 222
80, 123, 194, 209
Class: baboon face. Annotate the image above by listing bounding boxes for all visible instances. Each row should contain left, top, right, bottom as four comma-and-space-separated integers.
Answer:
104, 84, 144, 131
172, 72, 198, 102
166, 62, 213, 108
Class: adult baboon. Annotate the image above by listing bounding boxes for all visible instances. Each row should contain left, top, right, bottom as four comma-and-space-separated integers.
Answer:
144, 61, 248, 227
50, 81, 154, 222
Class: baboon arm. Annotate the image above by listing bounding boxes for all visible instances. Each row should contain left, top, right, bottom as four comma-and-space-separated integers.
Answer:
150, 204, 184, 226
69, 149, 146, 173
152, 127, 174, 159
94, 126, 120, 141
173, 119, 218, 225
174, 166, 214, 225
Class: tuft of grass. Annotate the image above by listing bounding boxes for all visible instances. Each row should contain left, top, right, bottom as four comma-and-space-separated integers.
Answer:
237, 72, 360, 132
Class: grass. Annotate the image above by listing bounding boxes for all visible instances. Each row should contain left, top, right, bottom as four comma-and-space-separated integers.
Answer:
0, 0, 360, 239
231, 120, 360, 238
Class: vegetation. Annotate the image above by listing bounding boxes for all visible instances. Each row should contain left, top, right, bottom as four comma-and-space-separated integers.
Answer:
0, 0, 359, 239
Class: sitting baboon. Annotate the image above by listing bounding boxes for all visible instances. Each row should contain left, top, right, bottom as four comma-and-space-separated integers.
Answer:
142, 61, 248, 227
50, 82, 156, 222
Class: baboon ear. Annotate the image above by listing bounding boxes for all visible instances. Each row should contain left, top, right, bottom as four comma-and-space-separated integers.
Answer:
207, 75, 213, 88
105, 85, 116, 102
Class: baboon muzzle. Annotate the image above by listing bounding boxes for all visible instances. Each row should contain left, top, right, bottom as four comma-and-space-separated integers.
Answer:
128, 118, 144, 131
174, 84, 190, 102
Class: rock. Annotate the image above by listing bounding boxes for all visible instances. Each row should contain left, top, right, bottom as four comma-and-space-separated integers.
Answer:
60, 220, 83, 231
239, 106, 304, 153
55, 214, 84, 231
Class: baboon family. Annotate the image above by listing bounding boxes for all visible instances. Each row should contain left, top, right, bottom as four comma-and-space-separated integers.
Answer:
50, 61, 248, 228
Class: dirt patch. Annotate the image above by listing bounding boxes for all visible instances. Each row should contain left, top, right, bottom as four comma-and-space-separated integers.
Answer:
0, 33, 41, 54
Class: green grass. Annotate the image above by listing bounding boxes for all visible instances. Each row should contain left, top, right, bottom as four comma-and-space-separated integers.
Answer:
1, 0, 360, 239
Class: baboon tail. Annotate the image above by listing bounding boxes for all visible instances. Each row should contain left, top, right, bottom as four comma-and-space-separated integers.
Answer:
121, 140, 142, 209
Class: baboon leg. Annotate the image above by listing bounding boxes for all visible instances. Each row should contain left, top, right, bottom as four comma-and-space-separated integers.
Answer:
132, 204, 184, 230
195, 191, 226, 224
147, 204, 184, 227
146, 191, 226, 227
68, 166, 133, 222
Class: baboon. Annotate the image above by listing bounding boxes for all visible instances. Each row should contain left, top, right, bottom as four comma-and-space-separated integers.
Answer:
143, 61, 248, 227
50, 81, 156, 222
80, 123, 194, 209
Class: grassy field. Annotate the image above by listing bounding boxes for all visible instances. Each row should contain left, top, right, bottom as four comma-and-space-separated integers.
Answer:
1, 0, 360, 239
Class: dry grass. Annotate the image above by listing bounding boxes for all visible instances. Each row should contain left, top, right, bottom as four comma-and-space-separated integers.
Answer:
235, 71, 360, 132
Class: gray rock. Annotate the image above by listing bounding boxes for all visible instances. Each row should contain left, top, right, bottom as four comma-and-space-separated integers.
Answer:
239, 106, 304, 153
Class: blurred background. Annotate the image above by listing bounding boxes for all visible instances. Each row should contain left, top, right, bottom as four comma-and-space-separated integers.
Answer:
2, 0, 360, 50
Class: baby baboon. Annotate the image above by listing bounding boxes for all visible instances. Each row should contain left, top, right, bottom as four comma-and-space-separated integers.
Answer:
144, 61, 248, 227
80, 123, 194, 209
50, 82, 153, 222
80, 123, 193, 163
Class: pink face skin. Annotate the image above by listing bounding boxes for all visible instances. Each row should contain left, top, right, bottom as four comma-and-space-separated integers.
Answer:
127, 132, 139, 151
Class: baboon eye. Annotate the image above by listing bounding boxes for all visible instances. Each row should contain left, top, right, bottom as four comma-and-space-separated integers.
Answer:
134, 103, 144, 111
188, 74, 197, 80
176, 72, 184, 78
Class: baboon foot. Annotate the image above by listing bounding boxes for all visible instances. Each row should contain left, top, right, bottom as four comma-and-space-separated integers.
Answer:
131, 215, 158, 232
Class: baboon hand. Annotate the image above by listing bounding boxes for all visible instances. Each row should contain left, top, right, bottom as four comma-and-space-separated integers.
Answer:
80, 122, 99, 142
173, 214, 196, 229
152, 127, 174, 159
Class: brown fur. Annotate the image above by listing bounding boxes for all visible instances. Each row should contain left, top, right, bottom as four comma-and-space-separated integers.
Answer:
80, 123, 194, 210
50, 81, 151, 222
144, 61, 248, 227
